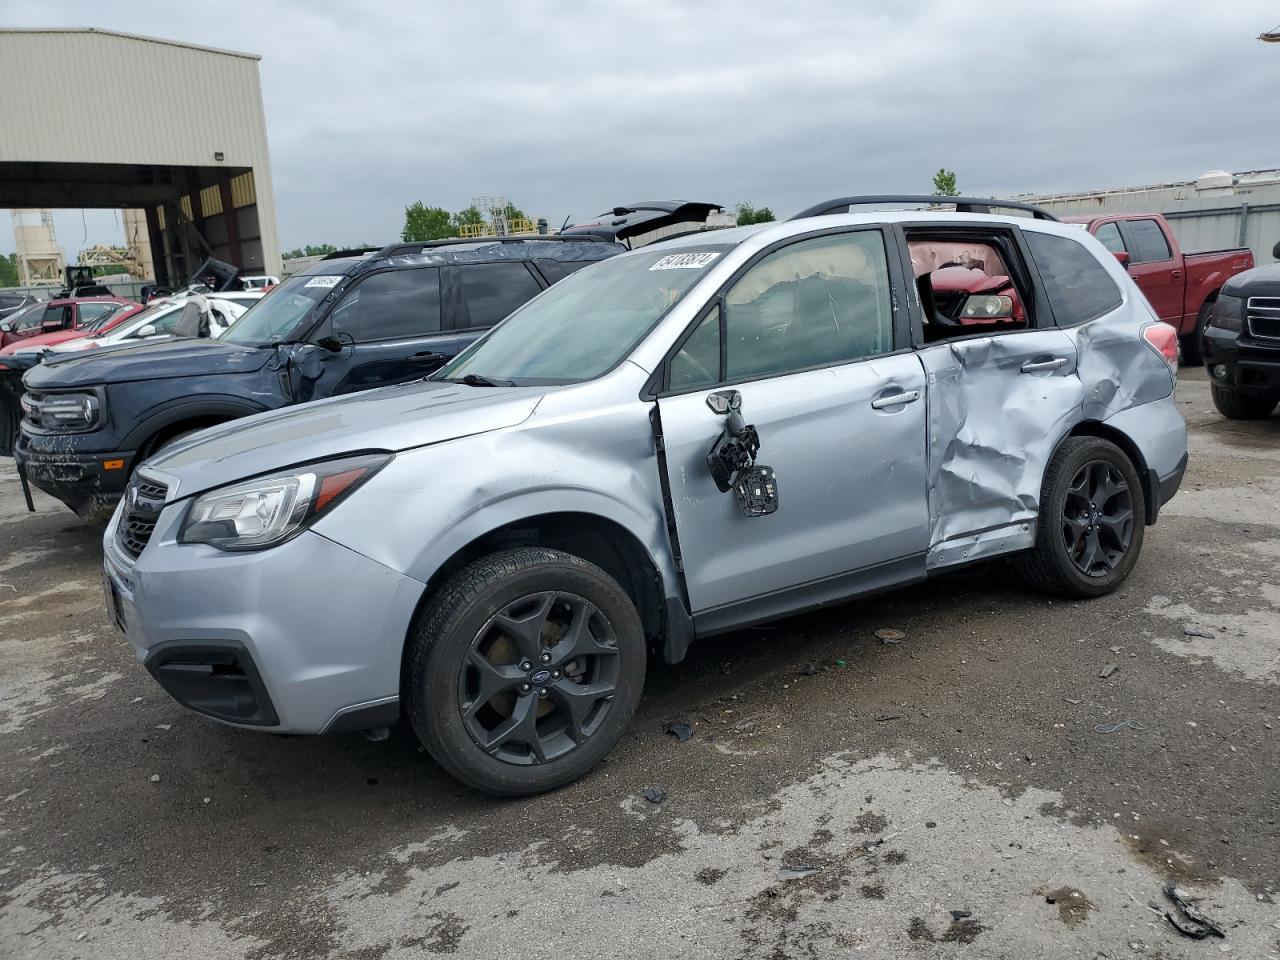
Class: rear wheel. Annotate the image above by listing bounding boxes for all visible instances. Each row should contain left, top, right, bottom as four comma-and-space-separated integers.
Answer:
1179, 302, 1211, 366
1016, 436, 1145, 598
1210, 384, 1278, 420
406, 547, 646, 796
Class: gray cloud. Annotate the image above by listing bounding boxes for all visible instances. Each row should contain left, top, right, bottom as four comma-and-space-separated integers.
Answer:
2, 0, 1277, 254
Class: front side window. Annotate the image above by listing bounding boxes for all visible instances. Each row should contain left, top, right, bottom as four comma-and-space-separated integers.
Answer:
436, 245, 726, 386
330, 268, 441, 342
458, 262, 541, 329
1025, 231, 1124, 326
1094, 222, 1125, 254
1125, 219, 1172, 263
39, 304, 71, 331
723, 231, 893, 380
12, 304, 46, 332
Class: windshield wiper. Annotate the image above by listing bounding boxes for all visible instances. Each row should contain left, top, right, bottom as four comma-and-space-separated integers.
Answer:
448, 373, 516, 387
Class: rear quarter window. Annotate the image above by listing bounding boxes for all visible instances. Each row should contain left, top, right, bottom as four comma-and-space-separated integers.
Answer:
1025, 232, 1124, 327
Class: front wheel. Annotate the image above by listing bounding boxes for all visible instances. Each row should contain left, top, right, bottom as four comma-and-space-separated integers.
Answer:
1210, 385, 1278, 421
1016, 436, 1145, 598
406, 547, 647, 796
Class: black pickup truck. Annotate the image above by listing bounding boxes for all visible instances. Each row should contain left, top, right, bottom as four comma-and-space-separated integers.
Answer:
14, 236, 623, 521
1202, 241, 1280, 419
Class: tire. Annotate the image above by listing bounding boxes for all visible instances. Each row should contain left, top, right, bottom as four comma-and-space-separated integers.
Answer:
1016, 436, 1146, 598
405, 547, 647, 796
1210, 384, 1278, 421
1179, 302, 1211, 367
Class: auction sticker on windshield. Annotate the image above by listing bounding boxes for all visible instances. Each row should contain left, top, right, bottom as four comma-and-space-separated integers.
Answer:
649, 252, 721, 271
304, 276, 343, 288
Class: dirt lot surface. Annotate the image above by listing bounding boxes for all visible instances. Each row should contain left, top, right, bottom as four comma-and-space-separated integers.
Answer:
1, 368, 1277, 959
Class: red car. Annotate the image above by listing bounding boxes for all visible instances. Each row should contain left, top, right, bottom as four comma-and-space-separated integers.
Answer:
0, 297, 141, 353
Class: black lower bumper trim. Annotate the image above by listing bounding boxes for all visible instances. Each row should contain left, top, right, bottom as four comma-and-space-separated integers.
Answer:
323, 700, 402, 735
14, 441, 136, 521
1146, 451, 1188, 524
144, 639, 279, 726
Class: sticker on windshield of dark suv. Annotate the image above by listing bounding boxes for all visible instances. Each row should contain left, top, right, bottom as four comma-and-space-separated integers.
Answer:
304, 276, 343, 288
649, 252, 721, 271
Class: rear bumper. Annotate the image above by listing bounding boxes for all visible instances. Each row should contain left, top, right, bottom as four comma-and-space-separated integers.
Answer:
1202, 327, 1280, 397
14, 430, 135, 521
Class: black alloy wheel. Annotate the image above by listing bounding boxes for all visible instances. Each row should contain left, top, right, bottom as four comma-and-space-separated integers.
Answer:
1062, 460, 1134, 578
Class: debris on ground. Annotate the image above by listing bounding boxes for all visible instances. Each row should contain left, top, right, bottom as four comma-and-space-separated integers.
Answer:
1099, 664, 1118, 679
155, 724, 171, 731
1183, 624, 1215, 639
662, 720, 693, 742
834, 659, 847, 667
642, 787, 666, 804
149, 774, 160, 783
1093, 719, 1148, 734
799, 661, 818, 676
950, 910, 972, 921
1064, 697, 1083, 705
875, 628, 907, 645
777, 863, 820, 881
1163, 884, 1226, 939
873, 714, 902, 722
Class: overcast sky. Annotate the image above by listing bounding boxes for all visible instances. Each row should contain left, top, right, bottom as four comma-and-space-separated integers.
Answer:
2, 1, 1278, 256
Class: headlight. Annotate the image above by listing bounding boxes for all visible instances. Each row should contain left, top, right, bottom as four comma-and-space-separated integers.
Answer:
961, 294, 1014, 319
179, 453, 391, 551
21, 391, 101, 431
1209, 294, 1244, 332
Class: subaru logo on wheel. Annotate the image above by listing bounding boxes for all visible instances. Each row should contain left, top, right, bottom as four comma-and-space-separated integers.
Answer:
530, 669, 551, 685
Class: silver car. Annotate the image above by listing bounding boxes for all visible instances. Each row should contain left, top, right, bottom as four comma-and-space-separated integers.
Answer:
103, 197, 1188, 796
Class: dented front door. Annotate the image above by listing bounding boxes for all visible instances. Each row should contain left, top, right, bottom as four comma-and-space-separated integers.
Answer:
918, 330, 1081, 568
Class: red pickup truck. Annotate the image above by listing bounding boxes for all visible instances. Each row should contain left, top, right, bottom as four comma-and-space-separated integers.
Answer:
1063, 214, 1254, 364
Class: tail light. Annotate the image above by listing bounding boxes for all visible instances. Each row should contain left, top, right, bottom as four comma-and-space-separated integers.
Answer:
1142, 321, 1179, 372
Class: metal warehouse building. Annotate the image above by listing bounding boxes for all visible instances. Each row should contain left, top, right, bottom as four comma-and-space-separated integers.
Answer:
0, 27, 282, 285
1022, 169, 1280, 266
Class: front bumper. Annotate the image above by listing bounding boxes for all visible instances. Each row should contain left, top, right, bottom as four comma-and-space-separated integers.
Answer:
15, 431, 135, 521
103, 500, 423, 734
1202, 327, 1280, 397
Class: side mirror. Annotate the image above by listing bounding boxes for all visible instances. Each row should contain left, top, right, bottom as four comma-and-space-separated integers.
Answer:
0, 321, 11, 334
1112, 251, 1131, 268
1272, 241, 1280, 261
132, 323, 157, 339
316, 335, 343, 353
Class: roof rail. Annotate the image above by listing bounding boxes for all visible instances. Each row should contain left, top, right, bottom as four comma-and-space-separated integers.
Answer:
790, 195, 1059, 222
377, 235, 612, 258
321, 247, 382, 260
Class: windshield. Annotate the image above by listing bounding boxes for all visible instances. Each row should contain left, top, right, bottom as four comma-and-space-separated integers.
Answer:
220, 274, 337, 346
435, 247, 727, 386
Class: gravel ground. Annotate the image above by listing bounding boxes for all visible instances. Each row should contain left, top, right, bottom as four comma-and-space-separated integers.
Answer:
1, 368, 1277, 959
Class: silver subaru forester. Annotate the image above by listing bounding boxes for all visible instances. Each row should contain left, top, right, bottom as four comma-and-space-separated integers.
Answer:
103, 197, 1187, 796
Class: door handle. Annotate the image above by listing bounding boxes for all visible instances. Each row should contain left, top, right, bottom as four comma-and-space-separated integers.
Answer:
411, 351, 447, 362
1170, 269, 1182, 280
1020, 357, 1068, 373
870, 389, 921, 410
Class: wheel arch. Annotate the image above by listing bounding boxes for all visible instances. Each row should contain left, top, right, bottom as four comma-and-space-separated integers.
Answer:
401, 510, 683, 701
124, 398, 266, 464
1064, 420, 1156, 524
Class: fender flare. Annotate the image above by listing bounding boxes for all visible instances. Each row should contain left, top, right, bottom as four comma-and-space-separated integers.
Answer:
120, 396, 271, 452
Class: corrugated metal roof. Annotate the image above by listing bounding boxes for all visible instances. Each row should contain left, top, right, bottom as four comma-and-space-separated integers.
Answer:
0, 26, 260, 60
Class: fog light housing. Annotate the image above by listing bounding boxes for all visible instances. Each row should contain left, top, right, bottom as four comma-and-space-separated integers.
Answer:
1212, 364, 1228, 379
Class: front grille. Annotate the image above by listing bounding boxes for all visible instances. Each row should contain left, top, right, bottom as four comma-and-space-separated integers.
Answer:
116, 474, 169, 560
1246, 297, 1280, 340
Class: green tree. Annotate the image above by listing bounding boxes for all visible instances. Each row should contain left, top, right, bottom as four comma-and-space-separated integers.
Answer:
401, 203, 454, 242
932, 168, 959, 197
282, 243, 338, 259
735, 202, 776, 226
0, 252, 19, 288
451, 206, 484, 231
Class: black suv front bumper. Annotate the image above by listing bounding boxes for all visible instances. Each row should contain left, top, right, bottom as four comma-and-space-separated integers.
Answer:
1202, 326, 1280, 398
14, 431, 137, 522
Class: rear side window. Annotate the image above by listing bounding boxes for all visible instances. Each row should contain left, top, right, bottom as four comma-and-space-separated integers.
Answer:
1025, 232, 1123, 326
1124, 219, 1172, 263
459, 262, 542, 329
331, 267, 441, 342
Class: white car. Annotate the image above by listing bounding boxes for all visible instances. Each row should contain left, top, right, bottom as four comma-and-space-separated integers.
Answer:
240, 275, 279, 290
48, 293, 263, 352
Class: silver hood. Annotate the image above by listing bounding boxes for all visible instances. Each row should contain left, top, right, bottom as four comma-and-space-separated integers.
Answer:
144, 379, 545, 500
